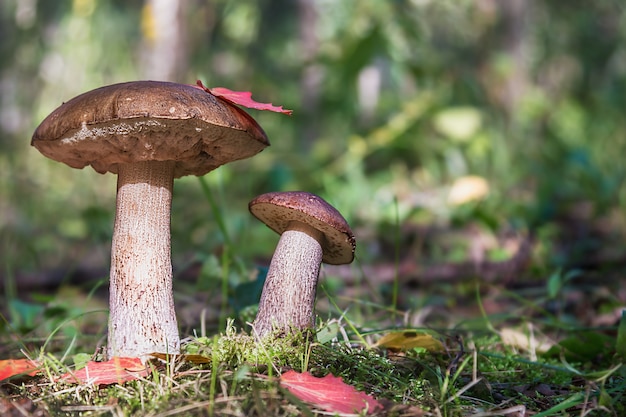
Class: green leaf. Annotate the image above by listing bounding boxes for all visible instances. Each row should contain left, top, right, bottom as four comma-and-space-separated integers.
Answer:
9, 299, 44, 332
317, 321, 340, 344
229, 267, 267, 315
72, 353, 92, 370
546, 269, 563, 299
433, 106, 482, 142
546, 269, 581, 299
545, 331, 615, 363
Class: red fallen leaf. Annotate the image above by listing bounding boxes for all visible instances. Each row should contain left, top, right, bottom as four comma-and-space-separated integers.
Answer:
60, 357, 148, 385
195, 80, 293, 115
0, 359, 40, 381
280, 370, 382, 414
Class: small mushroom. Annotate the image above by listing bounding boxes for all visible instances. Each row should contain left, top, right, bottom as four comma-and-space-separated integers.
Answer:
32, 81, 269, 359
248, 191, 355, 338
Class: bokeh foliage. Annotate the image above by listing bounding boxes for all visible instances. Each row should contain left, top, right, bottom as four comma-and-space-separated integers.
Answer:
1, 0, 625, 301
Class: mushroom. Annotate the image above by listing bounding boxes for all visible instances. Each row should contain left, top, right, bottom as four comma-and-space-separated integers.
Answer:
248, 191, 355, 338
31, 81, 269, 359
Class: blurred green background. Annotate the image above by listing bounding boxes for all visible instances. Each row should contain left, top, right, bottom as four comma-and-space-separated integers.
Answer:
1, 0, 625, 333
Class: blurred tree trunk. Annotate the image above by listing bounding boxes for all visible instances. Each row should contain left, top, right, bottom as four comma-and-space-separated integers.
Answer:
498, 0, 532, 118
140, 0, 188, 82
298, 0, 321, 150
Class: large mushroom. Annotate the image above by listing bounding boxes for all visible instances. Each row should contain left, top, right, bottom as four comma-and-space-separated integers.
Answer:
248, 191, 355, 338
32, 81, 269, 359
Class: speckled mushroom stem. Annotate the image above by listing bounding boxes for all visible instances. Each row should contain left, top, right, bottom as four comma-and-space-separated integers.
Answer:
107, 160, 180, 359
252, 222, 324, 338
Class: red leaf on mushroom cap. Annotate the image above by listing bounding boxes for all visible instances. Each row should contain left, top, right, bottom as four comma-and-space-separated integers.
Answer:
280, 370, 382, 414
60, 357, 148, 385
195, 80, 293, 115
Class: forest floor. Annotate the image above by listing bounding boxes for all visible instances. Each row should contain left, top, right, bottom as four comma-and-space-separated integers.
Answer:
1, 214, 625, 416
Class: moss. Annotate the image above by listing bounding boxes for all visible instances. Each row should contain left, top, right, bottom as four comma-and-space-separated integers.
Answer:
183, 319, 315, 371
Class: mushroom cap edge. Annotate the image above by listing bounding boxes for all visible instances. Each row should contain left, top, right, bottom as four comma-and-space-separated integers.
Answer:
249, 191, 356, 265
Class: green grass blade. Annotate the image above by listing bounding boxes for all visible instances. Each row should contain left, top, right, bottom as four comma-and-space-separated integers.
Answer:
616, 309, 626, 360
530, 392, 586, 417
198, 176, 231, 247
391, 196, 401, 324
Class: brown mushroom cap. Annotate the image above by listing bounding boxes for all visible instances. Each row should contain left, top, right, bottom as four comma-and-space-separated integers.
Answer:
31, 81, 269, 178
249, 191, 356, 265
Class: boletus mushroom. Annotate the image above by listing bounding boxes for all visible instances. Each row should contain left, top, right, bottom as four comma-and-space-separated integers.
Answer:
248, 191, 355, 338
32, 81, 269, 359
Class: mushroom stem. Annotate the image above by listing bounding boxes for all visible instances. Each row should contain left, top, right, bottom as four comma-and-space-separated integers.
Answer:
107, 160, 180, 359
253, 222, 324, 337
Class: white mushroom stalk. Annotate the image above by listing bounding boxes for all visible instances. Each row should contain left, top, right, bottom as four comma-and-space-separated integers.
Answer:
31, 81, 269, 359
254, 223, 324, 336
108, 161, 178, 358
249, 192, 355, 338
